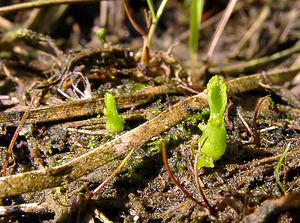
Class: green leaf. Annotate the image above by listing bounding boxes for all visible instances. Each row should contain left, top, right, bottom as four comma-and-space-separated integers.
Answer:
207, 75, 227, 120
198, 76, 227, 169
103, 93, 125, 133
197, 154, 214, 169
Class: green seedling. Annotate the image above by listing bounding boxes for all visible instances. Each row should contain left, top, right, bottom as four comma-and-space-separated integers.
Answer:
123, 0, 168, 65
146, 0, 168, 49
197, 75, 227, 169
103, 93, 125, 133
96, 27, 107, 42
141, 0, 169, 65
274, 143, 290, 194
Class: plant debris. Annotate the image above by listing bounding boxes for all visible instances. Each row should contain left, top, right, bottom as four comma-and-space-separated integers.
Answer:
0, 0, 299, 222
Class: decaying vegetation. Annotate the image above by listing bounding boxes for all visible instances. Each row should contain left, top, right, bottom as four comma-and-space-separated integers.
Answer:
0, 0, 299, 222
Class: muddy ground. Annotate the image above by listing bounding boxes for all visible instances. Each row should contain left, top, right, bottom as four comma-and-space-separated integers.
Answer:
0, 0, 299, 222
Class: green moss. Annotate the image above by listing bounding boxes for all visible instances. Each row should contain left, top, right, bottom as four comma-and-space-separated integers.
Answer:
147, 138, 163, 153
87, 136, 99, 149
132, 83, 149, 92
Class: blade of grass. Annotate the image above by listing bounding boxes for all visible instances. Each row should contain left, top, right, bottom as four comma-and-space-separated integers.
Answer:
274, 143, 290, 194
146, 0, 156, 22
155, 0, 168, 22
146, 0, 168, 48
189, 0, 204, 86
189, 0, 204, 56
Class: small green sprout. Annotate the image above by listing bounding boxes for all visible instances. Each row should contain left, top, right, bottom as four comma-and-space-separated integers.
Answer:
103, 93, 125, 133
197, 75, 227, 169
274, 143, 290, 194
96, 27, 106, 42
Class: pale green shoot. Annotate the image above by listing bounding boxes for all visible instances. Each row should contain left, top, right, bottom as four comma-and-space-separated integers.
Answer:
188, 0, 204, 85
189, 0, 204, 56
96, 27, 106, 42
146, 0, 168, 49
198, 76, 227, 169
274, 143, 290, 194
103, 93, 125, 133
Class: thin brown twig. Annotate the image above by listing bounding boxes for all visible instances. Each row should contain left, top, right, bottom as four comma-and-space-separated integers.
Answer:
279, 9, 298, 43
241, 192, 300, 223
174, 10, 223, 43
161, 140, 208, 210
91, 147, 135, 197
225, 100, 234, 130
1, 101, 33, 176
230, 4, 270, 57
209, 41, 300, 76
237, 109, 253, 143
123, 0, 146, 36
207, 0, 238, 60
122, 0, 149, 65
0, 16, 13, 30
193, 138, 216, 215
0, 0, 99, 15
252, 96, 270, 146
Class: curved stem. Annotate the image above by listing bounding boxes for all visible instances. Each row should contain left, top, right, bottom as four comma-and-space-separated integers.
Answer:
161, 140, 208, 209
